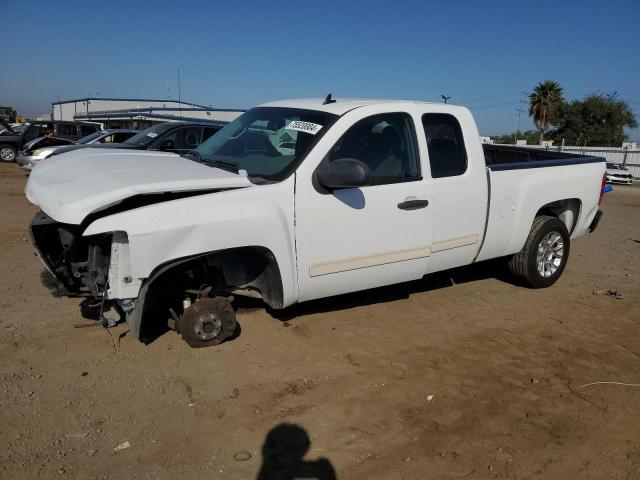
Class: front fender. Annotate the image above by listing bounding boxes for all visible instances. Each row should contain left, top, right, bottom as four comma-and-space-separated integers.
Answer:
83, 177, 298, 307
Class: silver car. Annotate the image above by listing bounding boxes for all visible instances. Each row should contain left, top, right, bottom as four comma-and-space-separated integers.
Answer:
18, 129, 138, 171
605, 162, 633, 185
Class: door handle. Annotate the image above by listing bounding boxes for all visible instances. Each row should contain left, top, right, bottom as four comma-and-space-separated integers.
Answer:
397, 199, 429, 210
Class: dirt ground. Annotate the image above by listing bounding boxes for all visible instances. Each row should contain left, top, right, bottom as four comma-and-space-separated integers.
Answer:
0, 163, 639, 480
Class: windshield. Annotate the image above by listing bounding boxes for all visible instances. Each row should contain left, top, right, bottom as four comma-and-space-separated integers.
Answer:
194, 107, 337, 181
124, 124, 173, 147
77, 131, 105, 144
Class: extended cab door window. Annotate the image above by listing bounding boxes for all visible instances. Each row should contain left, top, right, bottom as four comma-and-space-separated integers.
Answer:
56, 124, 77, 137
202, 127, 219, 142
176, 127, 204, 151
421, 113, 467, 178
80, 125, 99, 136
328, 113, 420, 185
112, 132, 135, 143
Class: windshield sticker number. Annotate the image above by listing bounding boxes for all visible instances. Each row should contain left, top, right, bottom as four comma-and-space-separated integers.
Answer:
146, 132, 159, 138
285, 121, 323, 135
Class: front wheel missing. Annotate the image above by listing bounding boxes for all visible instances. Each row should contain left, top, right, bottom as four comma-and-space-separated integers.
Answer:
178, 297, 237, 348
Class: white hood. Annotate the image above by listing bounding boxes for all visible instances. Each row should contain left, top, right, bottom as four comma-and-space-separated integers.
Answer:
25, 148, 253, 224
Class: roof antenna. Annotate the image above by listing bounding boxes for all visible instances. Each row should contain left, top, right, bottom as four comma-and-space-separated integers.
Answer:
323, 93, 337, 105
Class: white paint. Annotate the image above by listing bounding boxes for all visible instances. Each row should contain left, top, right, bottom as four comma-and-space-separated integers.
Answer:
107, 232, 142, 299
310, 245, 432, 277
25, 98, 605, 315
500, 199, 515, 219
25, 148, 253, 224
431, 235, 479, 253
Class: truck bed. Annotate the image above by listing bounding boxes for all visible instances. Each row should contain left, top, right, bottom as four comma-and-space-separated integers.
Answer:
483, 144, 604, 170
476, 144, 605, 264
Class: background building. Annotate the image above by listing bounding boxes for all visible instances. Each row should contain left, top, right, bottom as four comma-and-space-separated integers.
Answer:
52, 97, 244, 129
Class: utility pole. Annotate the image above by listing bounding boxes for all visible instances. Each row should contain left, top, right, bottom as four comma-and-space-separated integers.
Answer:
514, 90, 528, 144
441, 94, 451, 104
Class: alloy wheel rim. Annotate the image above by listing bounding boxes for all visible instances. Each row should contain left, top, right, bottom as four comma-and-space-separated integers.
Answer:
536, 231, 564, 278
0, 148, 14, 161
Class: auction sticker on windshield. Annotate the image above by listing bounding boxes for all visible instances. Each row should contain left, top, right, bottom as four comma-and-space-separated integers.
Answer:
285, 121, 323, 135
146, 132, 159, 138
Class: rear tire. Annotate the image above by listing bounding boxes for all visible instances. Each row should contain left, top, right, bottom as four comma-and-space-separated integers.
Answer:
508, 215, 570, 288
0, 145, 17, 163
179, 297, 237, 348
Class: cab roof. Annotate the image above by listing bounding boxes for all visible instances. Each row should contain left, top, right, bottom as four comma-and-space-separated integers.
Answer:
258, 97, 448, 116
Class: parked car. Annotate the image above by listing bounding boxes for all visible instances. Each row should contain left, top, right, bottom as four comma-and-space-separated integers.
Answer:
17, 129, 138, 171
605, 162, 633, 184
26, 98, 606, 348
0, 120, 101, 162
17, 137, 77, 170
49, 122, 224, 158
0, 123, 29, 135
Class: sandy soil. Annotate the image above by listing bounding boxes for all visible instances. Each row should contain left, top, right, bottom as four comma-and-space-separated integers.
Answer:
0, 163, 639, 479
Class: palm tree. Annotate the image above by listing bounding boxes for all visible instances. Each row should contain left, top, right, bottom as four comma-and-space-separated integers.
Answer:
529, 80, 564, 144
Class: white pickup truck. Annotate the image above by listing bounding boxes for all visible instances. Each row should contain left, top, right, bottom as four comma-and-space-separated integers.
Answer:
26, 97, 606, 348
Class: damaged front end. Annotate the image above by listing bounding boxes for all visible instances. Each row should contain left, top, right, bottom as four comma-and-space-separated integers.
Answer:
29, 211, 111, 297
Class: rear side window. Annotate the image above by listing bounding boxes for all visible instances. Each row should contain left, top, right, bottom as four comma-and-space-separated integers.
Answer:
80, 125, 99, 136
113, 132, 135, 143
422, 114, 467, 178
178, 127, 203, 150
202, 127, 219, 142
57, 124, 76, 136
328, 113, 420, 185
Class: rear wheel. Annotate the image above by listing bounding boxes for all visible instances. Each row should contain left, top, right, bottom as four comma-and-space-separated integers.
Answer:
508, 215, 570, 288
0, 145, 17, 162
179, 297, 237, 348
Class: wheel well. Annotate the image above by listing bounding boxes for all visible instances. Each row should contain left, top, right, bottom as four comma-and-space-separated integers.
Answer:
535, 198, 581, 234
134, 246, 283, 342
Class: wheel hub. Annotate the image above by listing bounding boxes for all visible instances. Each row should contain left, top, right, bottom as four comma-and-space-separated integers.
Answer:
536, 231, 563, 278
193, 312, 223, 341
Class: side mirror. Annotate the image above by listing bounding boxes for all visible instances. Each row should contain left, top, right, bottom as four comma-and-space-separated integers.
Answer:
316, 158, 370, 190
158, 138, 175, 150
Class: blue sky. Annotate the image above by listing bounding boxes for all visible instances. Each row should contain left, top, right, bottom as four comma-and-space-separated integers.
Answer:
1, 0, 639, 139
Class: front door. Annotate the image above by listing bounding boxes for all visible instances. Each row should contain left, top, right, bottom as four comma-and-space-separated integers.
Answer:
295, 110, 433, 302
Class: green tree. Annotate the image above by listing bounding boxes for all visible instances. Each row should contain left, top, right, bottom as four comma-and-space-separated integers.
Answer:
529, 80, 564, 144
552, 92, 637, 146
493, 130, 539, 145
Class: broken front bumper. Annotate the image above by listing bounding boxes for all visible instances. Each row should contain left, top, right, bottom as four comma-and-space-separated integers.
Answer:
29, 211, 111, 296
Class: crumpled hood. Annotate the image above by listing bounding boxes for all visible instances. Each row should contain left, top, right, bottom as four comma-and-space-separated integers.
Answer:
25, 148, 253, 224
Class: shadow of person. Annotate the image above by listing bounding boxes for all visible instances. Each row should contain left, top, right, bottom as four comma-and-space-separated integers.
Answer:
257, 423, 336, 480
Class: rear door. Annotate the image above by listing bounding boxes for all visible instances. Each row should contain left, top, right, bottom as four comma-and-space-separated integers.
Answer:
295, 106, 433, 301
417, 109, 488, 272
55, 123, 78, 140
23, 123, 46, 142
